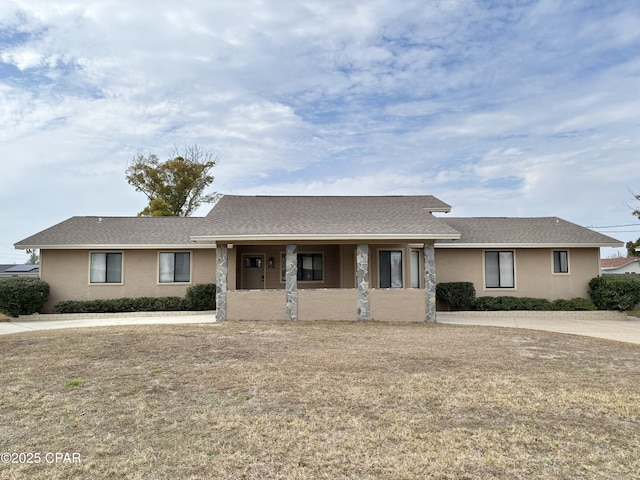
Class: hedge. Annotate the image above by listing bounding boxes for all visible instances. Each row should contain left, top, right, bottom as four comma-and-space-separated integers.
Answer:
185, 283, 216, 311
436, 282, 476, 311
474, 296, 596, 311
53, 283, 216, 314
435, 281, 597, 311
53, 296, 188, 314
0, 278, 50, 318
589, 275, 640, 311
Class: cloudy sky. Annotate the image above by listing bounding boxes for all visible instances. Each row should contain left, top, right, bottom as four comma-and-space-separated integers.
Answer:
2, 0, 640, 263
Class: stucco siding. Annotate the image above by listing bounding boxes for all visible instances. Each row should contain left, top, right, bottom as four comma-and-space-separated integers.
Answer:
370, 288, 424, 322
298, 289, 358, 321
39, 248, 216, 312
435, 247, 601, 300
227, 290, 287, 321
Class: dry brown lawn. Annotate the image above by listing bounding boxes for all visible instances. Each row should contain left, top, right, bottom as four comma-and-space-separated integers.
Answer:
1, 321, 639, 479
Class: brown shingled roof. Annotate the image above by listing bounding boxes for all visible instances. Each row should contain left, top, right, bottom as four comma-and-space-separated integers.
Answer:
15, 196, 622, 249
437, 217, 622, 247
191, 195, 460, 241
15, 216, 207, 248
601, 257, 640, 269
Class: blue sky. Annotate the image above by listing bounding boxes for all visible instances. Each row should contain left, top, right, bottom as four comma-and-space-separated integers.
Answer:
1, 0, 640, 263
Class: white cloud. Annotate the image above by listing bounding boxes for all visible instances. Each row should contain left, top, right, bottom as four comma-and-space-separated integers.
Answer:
2, 0, 640, 262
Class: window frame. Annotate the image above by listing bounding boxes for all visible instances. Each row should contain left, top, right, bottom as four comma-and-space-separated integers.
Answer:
89, 251, 124, 285
483, 250, 516, 289
158, 251, 192, 284
379, 250, 403, 289
552, 250, 570, 275
280, 252, 324, 283
410, 249, 421, 289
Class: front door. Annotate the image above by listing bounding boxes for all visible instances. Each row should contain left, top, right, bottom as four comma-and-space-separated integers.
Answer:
243, 254, 265, 289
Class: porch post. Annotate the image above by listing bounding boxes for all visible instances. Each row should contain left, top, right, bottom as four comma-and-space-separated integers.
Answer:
285, 244, 298, 321
216, 244, 228, 322
356, 244, 370, 321
424, 242, 436, 322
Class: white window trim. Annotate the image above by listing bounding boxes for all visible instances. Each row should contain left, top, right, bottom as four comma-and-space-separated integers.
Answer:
551, 250, 570, 275
482, 250, 517, 290
279, 251, 325, 284
88, 251, 124, 285
157, 251, 193, 285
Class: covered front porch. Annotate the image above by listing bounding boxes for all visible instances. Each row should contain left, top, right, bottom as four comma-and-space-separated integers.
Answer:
214, 242, 437, 322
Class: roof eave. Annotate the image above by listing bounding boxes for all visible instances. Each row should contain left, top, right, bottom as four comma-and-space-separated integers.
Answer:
192, 233, 461, 243
15, 243, 216, 250
435, 242, 624, 249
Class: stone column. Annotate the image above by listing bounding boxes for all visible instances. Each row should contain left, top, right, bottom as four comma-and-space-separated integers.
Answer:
424, 243, 436, 322
285, 244, 298, 321
216, 244, 228, 322
356, 244, 370, 321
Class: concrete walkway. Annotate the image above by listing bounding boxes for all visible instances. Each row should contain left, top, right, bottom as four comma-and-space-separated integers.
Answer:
437, 312, 640, 345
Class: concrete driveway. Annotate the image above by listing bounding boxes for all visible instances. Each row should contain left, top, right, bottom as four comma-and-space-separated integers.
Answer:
2, 312, 640, 345
0, 313, 217, 336
437, 312, 640, 345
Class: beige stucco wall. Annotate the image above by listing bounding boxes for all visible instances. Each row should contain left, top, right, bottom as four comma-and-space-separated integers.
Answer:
227, 288, 426, 322
40, 248, 216, 312
298, 289, 358, 321
435, 247, 601, 300
370, 288, 425, 322
227, 290, 287, 321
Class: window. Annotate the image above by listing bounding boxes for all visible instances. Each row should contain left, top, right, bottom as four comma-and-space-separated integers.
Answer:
281, 253, 323, 281
159, 252, 191, 283
379, 250, 403, 288
90, 252, 122, 283
485, 251, 514, 288
553, 250, 569, 273
411, 250, 420, 288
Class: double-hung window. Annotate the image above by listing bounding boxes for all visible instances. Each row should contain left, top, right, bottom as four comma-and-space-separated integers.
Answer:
159, 252, 191, 283
379, 250, 403, 288
90, 252, 122, 283
485, 251, 514, 288
553, 250, 569, 273
281, 253, 323, 282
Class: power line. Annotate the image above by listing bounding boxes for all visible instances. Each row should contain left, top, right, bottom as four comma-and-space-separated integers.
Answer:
588, 223, 638, 229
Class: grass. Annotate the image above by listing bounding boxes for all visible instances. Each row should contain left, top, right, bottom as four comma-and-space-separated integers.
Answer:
1, 321, 640, 479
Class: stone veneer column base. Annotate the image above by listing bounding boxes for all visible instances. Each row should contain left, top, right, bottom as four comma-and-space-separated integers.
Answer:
216, 244, 228, 322
285, 244, 298, 321
424, 243, 436, 322
356, 244, 370, 321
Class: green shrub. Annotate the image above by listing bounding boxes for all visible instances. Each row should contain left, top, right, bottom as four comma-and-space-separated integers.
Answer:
185, 283, 216, 311
0, 278, 50, 318
475, 295, 597, 311
589, 275, 640, 311
551, 298, 597, 311
475, 296, 514, 311
436, 282, 476, 311
53, 296, 187, 314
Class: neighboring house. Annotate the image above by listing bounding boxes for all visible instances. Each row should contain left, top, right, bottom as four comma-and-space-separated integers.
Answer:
14, 195, 622, 321
0, 264, 40, 278
600, 257, 640, 275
